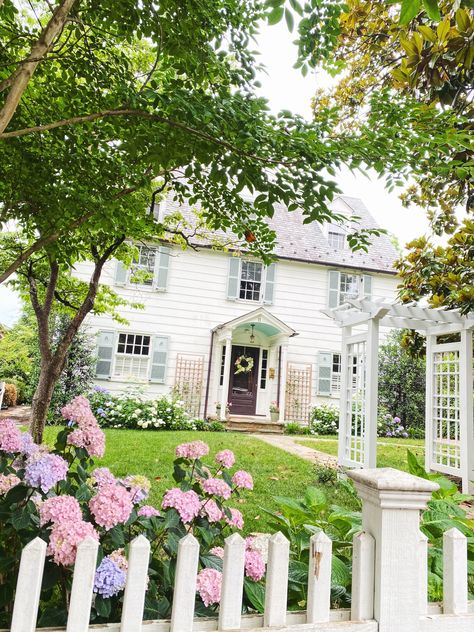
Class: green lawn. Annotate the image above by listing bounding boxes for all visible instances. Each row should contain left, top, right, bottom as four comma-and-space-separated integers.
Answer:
296, 437, 425, 471
42, 428, 353, 532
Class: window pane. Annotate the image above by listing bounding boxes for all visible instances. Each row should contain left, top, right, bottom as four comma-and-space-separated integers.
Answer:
328, 231, 345, 249
239, 261, 263, 301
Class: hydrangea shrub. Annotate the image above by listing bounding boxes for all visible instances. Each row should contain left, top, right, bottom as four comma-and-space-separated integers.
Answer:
0, 399, 264, 627
88, 387, 225, 432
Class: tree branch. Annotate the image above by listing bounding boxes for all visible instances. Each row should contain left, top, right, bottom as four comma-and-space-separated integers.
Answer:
0, 0, 77, 133
0, 108, 293, 166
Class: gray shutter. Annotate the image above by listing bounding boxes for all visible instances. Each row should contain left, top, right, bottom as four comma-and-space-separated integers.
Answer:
317, 351, 332, 396
328, 270, 340, 308
363, 275, 372, 299
227, 257, 241, 300
154, 246, 171, 291
149, 336, 169, 383
95, 330, 115, 379
263, 263, 276, 304
114, 260, 128, 286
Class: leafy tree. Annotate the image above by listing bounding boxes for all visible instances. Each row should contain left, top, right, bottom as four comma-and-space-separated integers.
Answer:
275, 0, 474, 311
0, 312, 37, 400
378, 331, 426, 430
27, 315, 96, 422
1, 1, 385, 441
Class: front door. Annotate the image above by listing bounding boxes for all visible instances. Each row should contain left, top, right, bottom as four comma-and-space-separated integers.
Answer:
228, 346, 260, 416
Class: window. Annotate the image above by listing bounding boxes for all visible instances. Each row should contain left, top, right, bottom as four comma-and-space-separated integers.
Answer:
328, 231, 346, 250
339, 272, 359, 304
129, 245, 157, 286
328, 270, 372, 308
114, 333, 151, 379
328, 353, 358, 395
260, 349, 268, 389
239, 261, 263, 301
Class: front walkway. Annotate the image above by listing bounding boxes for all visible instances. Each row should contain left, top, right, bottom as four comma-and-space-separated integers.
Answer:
252, 433, 338, 468
0, 405, 31, 426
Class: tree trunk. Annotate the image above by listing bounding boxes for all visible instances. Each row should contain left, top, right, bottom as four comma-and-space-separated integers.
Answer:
30, 358, 64, 443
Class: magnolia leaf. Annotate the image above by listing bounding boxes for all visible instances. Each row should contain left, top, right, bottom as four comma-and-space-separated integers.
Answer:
285, 8, 295, 32
400, 0, 421, 24
268, 6, 284, 25
422, 0, 441, 20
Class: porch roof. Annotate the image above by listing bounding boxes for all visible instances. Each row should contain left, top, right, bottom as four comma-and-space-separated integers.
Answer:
212, 307, 297, 339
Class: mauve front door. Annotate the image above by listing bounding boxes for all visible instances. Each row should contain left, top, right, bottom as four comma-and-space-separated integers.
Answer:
228, 346, 260, 416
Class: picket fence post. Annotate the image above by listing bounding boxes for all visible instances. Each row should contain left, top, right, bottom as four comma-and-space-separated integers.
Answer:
443, 527, 468, 615
66, 536, 99, 632
263, 531, 289, 628
306, 531, 332, 624
351, 531, 375, 621
10, 537, 46, 632
170, 533, 199, 632
218, 533, 245, 631
348, 467, 438, 632
121, 535, 151, 632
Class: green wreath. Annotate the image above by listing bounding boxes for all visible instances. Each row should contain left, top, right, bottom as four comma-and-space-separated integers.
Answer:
234, 355, 254, 375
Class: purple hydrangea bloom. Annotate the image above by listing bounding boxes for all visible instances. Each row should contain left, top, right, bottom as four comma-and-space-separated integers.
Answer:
93, 385, 109, 393
93, 557, 126, 598
96, 408, 106, 417
20, 432, 39, 457
24, 453, 68, 493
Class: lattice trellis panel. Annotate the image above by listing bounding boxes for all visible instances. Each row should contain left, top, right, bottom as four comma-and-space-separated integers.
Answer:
431, 347, 461, 474
285, 363, 312, 423
174, 354, 204, 418
340, 340, 367, 467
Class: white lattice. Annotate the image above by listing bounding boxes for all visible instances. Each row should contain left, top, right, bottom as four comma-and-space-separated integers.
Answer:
431, 348, 461, 473
340, 340, 367, 467
285, 363, 312, 423
174, 354, 204, 418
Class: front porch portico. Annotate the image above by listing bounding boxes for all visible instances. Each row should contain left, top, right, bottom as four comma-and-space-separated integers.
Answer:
211, 308, 296, 422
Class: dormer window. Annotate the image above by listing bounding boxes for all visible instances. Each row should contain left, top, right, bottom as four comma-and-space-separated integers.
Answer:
328, 231, 346, 250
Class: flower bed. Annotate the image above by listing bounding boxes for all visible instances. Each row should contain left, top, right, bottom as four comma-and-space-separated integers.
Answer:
0, 396, 261, 628
88, 387, 224, 432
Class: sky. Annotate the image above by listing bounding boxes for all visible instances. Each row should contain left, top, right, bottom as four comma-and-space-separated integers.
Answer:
0, 19, 433, 327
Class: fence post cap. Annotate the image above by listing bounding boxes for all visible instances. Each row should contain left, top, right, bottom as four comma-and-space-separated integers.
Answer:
347, 467, 439, 493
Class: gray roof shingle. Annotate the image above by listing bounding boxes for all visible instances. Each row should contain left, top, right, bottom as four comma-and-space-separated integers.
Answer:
164, 194, 399, 274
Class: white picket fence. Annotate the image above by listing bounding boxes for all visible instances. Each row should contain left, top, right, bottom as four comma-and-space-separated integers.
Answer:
7, 467, 474, 632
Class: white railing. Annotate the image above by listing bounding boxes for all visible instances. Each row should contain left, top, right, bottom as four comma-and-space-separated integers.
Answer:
7, 468, 474, 632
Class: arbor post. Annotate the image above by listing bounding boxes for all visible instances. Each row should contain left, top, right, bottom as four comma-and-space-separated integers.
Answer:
348, 468, 438, 632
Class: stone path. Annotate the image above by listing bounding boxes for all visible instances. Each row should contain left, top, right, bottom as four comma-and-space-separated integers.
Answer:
0, 405, 31, 427
251, 433, 338, 468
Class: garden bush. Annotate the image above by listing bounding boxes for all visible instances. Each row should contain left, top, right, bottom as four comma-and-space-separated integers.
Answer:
88, 387, 225, 432
377, 406, 408, 438
310, 404, 339, 435
0, 396, 262, 628
284, 422, 311, 435
2, 383, 17, 408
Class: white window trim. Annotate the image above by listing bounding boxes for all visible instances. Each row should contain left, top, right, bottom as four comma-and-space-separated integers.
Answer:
331, 271, 370, 307
111, 330, 152, 381
237, 259, 267, 304
327, 230, 347, 250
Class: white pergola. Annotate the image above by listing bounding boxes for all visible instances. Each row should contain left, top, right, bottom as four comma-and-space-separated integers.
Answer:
322, 299, 474, 492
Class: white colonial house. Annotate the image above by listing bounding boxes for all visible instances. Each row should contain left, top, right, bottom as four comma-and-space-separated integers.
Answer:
76, 195, 399, 424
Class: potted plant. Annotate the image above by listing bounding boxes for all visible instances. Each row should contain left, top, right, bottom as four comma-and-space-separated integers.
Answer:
270, 401, 279, 422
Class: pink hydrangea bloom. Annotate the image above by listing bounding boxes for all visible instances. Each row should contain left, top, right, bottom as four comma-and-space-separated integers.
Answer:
245, 549, 265, 581
0, 473, 21, 495
209, 546, 224, 559
89, 484, 133, 530
175, 440, 209, 460
138, 505, 161, 518
39, 495, 82, 526
109, 548, 128, 572
215, 449, 235, 469
67, 424, 105, 458
231, 470, 253, 490
61, 395, 96, 427
122, 474, 150, 503
202, 477, 231, 499
48, 519, 99, 566
90, 467, 116, 488
225, 507, 244, 530
161, 488, 201, 523
0, 420, 23, 453
200, 499, 223, 523
196, 568, 222, 607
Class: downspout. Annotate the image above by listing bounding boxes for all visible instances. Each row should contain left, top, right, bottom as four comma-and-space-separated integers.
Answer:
203, 330, 214, 419
277, 345, 281, 408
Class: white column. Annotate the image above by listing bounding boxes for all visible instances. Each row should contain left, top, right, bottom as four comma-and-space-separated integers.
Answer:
348, 468, 439, 632
220, 334, 232, 420
278, 341, 288, 422
424, 334, 436, 474
364, 318, 379, 468
338, 325, 352, 467
459, 328, 473, 493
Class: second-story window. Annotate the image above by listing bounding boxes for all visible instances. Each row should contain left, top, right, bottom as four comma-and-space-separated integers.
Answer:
239, 261, 263, 301
328, 231, 346, 250
339, 272, 359, 304
130, 245, 157, 287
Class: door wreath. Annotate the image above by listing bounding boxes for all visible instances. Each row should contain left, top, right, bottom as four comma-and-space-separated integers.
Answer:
234, 355, 254, 375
